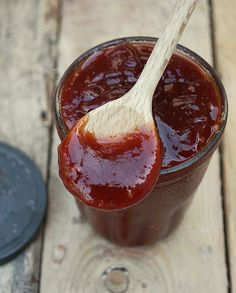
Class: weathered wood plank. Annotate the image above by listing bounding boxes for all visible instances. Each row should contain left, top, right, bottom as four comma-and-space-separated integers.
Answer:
213, 0, 236, 291
41, 0, 228, 292
0, 0, 59, 292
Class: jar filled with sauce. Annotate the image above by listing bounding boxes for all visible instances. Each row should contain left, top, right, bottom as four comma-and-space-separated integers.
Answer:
54, 37, 227, 246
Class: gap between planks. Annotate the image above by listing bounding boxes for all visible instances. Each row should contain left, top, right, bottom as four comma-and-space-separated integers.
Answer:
211, 0, 236, 292
209, 0, 232, 292
37, 0, 63, 292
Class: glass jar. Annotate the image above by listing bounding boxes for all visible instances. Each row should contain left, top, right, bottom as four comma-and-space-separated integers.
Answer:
54, 37, 228, 246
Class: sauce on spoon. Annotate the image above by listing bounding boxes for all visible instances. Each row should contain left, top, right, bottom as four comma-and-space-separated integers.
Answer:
58, 117, 162, 210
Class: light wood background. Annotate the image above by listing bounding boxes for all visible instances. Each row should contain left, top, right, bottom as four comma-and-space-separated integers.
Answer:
0, 0, 234, 292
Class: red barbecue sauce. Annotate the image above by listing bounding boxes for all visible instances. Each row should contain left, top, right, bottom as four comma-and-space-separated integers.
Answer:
58, 42, 222, 210
58, 117, 162, 210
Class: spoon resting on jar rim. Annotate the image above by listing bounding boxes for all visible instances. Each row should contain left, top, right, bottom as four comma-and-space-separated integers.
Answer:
58, 0, 199, 210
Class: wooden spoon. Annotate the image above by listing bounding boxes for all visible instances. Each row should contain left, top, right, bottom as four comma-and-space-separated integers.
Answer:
58, 0, 199, 210
84, 0, 199, 138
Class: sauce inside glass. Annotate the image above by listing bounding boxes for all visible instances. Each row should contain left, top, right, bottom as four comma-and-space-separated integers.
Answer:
58, 42, 222, 210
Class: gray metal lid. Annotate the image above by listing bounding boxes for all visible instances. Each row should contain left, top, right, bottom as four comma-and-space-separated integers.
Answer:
0, 143, 47, 265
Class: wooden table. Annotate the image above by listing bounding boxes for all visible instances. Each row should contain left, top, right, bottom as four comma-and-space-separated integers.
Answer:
0, 0, 235, 292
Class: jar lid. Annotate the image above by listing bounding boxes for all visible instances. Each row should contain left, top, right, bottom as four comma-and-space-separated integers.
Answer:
0, 143, 47, 265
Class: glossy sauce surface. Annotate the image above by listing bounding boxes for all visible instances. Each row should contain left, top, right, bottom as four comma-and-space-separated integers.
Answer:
60, 42, 222, 169
58, 119, 162, 210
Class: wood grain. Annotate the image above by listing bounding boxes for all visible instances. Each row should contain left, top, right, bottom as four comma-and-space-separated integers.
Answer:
41, 0, 228, 292
0, 0, 59, 292
213, 0, 236, 291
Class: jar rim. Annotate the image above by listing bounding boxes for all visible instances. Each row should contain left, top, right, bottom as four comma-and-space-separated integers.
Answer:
54, 36, 228, 176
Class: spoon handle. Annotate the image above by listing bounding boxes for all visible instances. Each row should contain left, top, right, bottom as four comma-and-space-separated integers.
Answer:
135, 0, 199, 107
